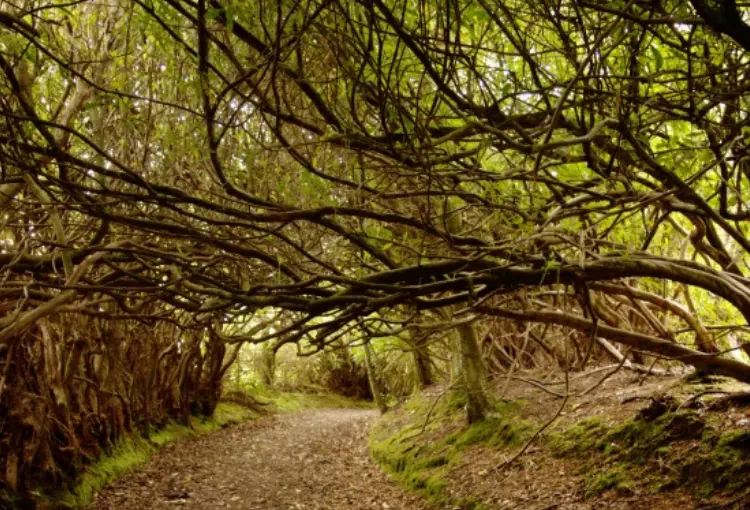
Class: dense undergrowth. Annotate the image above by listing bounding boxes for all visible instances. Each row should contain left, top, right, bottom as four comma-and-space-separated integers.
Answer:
370, 383, 750, 509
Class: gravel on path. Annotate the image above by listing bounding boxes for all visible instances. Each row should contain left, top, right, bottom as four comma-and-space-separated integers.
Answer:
88, 409, 429, 510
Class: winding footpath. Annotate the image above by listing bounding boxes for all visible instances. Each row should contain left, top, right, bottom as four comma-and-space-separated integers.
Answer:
89, 409, 428, 510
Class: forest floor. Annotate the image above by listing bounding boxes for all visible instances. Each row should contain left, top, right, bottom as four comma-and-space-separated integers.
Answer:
86, 409, 428, 510
82, 371, 750, 510
370, 369, 750, 510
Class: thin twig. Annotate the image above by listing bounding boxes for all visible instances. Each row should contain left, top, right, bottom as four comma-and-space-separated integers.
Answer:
495, 289, 572, 471
580, 348, 630, 396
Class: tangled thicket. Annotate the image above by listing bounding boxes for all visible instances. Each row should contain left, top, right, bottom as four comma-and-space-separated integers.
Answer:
3, 0, 750, 501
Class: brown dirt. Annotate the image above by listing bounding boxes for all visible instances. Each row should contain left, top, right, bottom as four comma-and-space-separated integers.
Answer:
441, 369, 750, 510
87, 409, 428, 510
374, 369, 750, 510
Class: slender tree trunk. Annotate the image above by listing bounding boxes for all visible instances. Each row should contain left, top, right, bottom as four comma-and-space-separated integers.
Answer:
442, 307, 490, 423
410, 331, 433, 389
364, 342, 388, 414
450, 327, 464, 385
444, 198, 490, 423
235, 347, 242, 385
259, 345, 276, 387
455, 318, 490, 423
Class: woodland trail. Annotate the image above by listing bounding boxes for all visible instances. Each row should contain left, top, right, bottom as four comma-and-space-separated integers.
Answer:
88, 409, 428, 510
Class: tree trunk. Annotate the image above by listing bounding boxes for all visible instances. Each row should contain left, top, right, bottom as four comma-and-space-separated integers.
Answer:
410, 332, 433, 389
364, 342, 388, 414
235, 347, 242, 385
444, 198, 490, 423
455, 318, 490, 423
258, 345, 276, 387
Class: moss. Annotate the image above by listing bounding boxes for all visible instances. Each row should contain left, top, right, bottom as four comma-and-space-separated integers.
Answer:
653, 446, 671, 457
370, 391, 529, 508
585, 466, 633, 499
449, 418, 531, 448
549, 417, 607, 457
370, 433, 451, 506
443, 391, 469, 412
716, 430, 750, 450
547, 408, 750, 502
418, 454, 451, 469
598, 410, 704, 464
404, 470, 447, 498
678, 441, 750, 497
377, 387, 750, 506
58, 402, 259, 508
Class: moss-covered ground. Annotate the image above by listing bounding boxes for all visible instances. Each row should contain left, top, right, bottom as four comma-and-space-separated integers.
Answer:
370, 376, 750, 508
369, 391, 532, 509
252, 387, 375, 412
548, 406, 750, 500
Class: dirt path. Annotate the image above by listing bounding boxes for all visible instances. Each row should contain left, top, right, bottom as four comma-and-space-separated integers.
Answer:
88, 409, 428, 510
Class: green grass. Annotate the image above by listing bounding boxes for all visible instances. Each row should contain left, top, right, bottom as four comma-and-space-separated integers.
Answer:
57, 435, 156, 508
252, 387, 375, 412
57, 402, 259, 508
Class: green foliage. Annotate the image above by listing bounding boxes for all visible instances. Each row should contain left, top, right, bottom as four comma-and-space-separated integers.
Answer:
7, 0, 750, 503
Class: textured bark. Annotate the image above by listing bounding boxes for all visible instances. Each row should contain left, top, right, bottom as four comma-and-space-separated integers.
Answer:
444, 200, 490, 423
455, 318, 490, 424
0, 316, 229, 501
591, 282, 718, 353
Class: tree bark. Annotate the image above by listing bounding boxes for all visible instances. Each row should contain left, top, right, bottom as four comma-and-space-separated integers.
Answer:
364, 342, 387, 414
443, 198, 490, 423
409, 331, 433, 389
455, 317, 490, 423
258, 344, 276, 387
